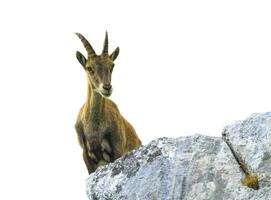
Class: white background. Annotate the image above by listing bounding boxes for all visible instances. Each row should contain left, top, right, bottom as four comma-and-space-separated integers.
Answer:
0, 0, 271, 199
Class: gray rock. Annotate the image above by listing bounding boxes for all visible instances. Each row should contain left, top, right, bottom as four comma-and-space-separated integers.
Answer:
86, 113, 271, 200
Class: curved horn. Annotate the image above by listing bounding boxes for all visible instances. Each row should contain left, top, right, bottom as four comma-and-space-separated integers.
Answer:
75, 32, 96, 56
102, 31, 108, 55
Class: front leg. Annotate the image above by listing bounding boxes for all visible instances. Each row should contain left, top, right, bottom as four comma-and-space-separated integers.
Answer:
104, 130, 125, 161
86, 137, 109, 169
83, 150, 96, 174
75, 124, 96, 174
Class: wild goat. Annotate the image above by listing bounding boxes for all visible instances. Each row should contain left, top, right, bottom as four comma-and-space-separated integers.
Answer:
74, 32, 142, 174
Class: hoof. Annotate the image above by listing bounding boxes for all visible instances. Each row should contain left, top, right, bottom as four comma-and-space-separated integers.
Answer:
101, 139, 112, 153
103, 152, 111, 162
98, 160, 108, 167
88, 152, 98, 163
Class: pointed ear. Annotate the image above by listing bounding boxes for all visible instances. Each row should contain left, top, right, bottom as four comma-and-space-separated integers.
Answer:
76, 51, 87, 69
110, 47, 120, 61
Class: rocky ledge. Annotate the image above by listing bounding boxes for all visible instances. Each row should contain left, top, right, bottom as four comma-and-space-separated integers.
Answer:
86, 113, 271, 200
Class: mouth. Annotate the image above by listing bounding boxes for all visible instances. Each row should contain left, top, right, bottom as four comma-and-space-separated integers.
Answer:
100, 89, 112, 97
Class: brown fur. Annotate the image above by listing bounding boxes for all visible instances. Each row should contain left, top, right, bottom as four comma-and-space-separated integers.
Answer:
74, 32, 141, 174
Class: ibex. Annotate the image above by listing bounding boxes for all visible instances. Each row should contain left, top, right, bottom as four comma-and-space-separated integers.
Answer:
74, 32, 142, 174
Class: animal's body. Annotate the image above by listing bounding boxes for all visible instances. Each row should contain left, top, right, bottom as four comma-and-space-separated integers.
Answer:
74, 32, 141, 174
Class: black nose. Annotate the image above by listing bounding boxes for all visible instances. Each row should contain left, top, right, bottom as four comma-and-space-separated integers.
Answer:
103, 84, 112, 90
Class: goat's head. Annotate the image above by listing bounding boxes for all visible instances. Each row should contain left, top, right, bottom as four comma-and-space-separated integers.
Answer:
75, 32, 119, 97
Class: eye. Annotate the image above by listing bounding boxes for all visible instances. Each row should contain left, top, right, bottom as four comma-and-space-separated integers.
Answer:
86, 66, 94, 74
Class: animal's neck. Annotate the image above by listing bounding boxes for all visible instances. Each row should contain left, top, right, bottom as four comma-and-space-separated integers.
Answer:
85, 83, 105, 126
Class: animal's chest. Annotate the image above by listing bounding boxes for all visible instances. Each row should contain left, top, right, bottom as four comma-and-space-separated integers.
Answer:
83, 117, 116, 138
